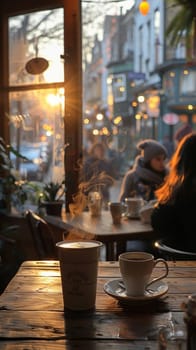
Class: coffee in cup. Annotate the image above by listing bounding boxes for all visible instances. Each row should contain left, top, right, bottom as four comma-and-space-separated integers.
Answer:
119, 251, 169, 296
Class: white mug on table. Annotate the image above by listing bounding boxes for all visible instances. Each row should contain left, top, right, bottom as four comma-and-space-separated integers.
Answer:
119, 251, 169, 296
125, 197, 144, 218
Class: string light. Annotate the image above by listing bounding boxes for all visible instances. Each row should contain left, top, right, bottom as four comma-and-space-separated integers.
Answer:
139, 0, 150, 16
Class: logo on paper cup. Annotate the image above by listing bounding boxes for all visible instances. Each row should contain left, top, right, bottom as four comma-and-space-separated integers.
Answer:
66, 271, 91, 296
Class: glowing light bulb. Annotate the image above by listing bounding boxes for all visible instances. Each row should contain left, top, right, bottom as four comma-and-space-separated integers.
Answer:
139, 0, 150, 16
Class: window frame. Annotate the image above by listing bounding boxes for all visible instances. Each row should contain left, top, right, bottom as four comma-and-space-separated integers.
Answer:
0, 0, 82, 211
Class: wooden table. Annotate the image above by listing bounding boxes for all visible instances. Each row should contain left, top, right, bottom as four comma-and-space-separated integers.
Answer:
46, 210, 155, 260
0, 259, 193, 349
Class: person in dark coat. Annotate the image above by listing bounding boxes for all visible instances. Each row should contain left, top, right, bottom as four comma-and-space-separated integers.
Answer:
151, 132, 196, 252
119, 139, 168, 202
80, 142, 114, 205
119, 139, 168, 255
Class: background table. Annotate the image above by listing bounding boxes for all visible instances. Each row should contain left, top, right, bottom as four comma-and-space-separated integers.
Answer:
46, 210, 155, 260
0, 259, 193, 349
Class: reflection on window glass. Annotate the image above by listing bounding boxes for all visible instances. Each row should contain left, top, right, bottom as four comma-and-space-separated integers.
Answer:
9, 9, 64, 85
9, 88, 65, 182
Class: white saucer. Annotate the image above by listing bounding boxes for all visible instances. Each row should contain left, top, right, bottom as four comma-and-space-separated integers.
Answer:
104, 278, 168, 303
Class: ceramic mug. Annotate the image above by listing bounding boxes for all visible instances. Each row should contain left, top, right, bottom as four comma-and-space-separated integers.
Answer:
125, 197, 144, 218
109, 202, 125, 224
119, 251, 169, 296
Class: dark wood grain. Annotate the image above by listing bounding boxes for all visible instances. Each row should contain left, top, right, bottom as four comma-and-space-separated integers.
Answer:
0, 340, 163, 349
0, 260, 193, 349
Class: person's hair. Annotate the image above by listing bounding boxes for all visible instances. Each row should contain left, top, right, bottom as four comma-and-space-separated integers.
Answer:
155, 132, 196, 204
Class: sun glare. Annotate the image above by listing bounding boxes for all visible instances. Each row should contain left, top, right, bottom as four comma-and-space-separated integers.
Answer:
43, 44, 64, 83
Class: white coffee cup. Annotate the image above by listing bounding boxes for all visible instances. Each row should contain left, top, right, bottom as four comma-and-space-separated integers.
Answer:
56, 240, 103, 310
125, 197, 144, 218
119, 251, 169, 296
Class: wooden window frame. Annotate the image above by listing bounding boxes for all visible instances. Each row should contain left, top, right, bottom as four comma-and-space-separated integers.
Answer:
0, 0, 82, 211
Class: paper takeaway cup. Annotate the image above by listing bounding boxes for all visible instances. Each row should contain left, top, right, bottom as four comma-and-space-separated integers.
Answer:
56, 240, 103, 311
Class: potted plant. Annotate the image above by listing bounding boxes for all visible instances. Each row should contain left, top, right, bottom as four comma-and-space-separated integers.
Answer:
40, 180, 66, 216
0, 137, 29, 213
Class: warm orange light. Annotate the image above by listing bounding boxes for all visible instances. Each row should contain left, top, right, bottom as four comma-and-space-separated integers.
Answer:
132, 101, 138, 108
139, 0, 150, 16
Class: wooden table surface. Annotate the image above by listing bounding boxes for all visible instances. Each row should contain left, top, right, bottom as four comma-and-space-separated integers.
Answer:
0, 259, 193, 349
46, 210, 155, 260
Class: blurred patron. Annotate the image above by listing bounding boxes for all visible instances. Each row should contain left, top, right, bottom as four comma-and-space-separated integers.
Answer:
119, 139, 168, 202
151, 133, 196, 251
80, 142, 114, 205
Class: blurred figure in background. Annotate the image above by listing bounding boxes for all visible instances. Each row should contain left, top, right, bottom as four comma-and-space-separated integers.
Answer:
80, 142, 114, 206
151, 132, 196, 252
118, 139, 168, 255
119, 139, 168, 202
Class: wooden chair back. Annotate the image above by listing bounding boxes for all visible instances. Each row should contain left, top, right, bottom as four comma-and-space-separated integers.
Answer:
154, 238, 196, 261
26, 210, 57, 259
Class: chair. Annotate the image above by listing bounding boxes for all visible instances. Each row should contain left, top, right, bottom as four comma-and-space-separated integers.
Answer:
0, 224, 21, 293
154, 238, 196, 261
26, 210, 57, 259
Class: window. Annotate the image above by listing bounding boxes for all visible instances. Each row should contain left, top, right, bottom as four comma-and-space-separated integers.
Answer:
180, 71, 196, 95
154, 9, 160, 38
112, 74, 127, 102
162, 72, 175, 97
9, 10, 64, 182
139, 25, 143, 55
154, 9, 161, 66
147, 21, 151, 60
0, 0, 82, 211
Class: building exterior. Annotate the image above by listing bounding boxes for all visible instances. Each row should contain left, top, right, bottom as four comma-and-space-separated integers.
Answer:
132, 0, 196, 142
83, 0, 196, 159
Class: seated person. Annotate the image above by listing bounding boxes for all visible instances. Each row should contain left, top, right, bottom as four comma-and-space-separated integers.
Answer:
80, 142, 114, 207
119, 139, 168, 254
151, 132, 196, 252
119, 139, 168, 202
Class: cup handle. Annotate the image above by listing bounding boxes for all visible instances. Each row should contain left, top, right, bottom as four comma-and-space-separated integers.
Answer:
146, 258, 169, 288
